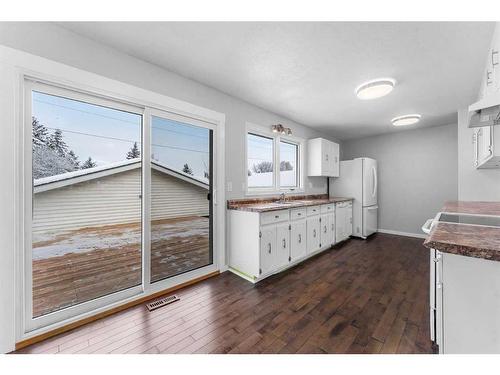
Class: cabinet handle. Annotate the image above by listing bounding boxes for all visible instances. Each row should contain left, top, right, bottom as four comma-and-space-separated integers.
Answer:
275, 215, 279, 219
282, 239, 286, 248
326, 154, 329, 161
268, 243, 271, 253
324, 226, 327, 233
313, 229, 316, 238
298, 234, 302, 243
331, 224, 334, 231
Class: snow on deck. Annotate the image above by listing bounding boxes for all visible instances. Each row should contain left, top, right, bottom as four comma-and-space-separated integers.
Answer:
32, 216, 210, 317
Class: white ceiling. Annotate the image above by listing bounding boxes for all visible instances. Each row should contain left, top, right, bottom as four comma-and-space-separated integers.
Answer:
58, 22, 495, 140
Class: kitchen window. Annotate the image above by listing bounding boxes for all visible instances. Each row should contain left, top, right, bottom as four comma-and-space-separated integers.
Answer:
246, 124, 303, 194
247, 133, 274, 189
279, 140, 299, 188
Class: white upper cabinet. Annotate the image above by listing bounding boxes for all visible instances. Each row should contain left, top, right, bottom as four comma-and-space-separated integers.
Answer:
307, 138, 340, 177
473, 126, 500, 168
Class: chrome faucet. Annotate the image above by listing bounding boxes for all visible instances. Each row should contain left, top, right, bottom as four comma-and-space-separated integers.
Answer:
279, 193, 286, 203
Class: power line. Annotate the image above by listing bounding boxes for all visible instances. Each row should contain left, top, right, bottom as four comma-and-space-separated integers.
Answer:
152, 125, 208, 139
46, 127, 209, 154
33, 98, 141, 125
34, 98, 209, 141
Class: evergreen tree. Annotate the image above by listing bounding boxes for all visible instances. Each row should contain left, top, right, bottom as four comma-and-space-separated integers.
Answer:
32, 117, 48, 147
47, 129, 68, 156
182, 163, 193, 175
280, 160, 293, 171
81, 157, 97, 169
126, 142, 140, 159
252, 161, 273, 173
68, 150, 80, 169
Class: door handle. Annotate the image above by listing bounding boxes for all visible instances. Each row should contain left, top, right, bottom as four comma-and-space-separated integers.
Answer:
324, 226, 327, 233
313, 229, 316, 238
298, 234, 302, 243
268, 243, 271, 253
282, 239, 286, 248
372, 166, 377, 198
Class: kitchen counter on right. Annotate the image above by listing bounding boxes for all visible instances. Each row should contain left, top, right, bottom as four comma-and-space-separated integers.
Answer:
423, 201, 500, 261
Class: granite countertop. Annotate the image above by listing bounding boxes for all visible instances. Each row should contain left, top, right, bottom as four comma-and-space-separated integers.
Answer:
423, 201, 500, 261
227, 194, 353, 213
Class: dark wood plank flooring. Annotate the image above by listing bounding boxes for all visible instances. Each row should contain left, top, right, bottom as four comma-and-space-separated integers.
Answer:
17, 233, 435, 354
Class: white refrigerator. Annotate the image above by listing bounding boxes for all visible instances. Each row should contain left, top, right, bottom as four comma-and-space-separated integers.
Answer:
331, 157, 378, 239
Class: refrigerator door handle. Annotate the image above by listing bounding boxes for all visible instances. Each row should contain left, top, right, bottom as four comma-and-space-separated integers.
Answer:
366, 205, 378, 210
372, 166, 377, 198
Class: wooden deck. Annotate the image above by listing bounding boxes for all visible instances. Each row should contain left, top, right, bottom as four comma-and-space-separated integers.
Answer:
32, 216, 210, 318
20, 233, 435, 354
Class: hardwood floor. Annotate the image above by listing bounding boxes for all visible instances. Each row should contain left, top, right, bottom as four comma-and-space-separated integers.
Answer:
18, 233, 435, 354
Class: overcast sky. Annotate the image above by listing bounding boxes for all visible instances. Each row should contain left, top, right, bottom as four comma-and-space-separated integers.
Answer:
33, 91, 210, 179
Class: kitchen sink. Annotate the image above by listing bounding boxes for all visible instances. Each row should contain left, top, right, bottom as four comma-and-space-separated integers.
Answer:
437, 212, 500, 228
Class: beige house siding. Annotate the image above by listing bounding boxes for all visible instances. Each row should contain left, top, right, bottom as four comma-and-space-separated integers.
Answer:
33, 168, 208, 233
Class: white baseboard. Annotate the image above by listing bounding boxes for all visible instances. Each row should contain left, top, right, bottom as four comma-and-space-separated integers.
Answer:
377, 229, 427, 239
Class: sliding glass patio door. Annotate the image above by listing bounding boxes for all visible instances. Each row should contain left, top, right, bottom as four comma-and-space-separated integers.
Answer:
24, 80, 218, 334
149, 111, 214, 284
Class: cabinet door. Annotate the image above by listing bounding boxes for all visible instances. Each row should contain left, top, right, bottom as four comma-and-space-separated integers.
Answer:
276, 223, 290, 269
477, 126, 493, 167
329, 213, 335, 245
320, 214, 332, 248
331, 142, 339, 177
335, 206, 345, 242
290, 220, 307, 262
322, 140, 333, 176
307, 217, 321, 253
260, 226, 276, 275
345, 205, 353, 237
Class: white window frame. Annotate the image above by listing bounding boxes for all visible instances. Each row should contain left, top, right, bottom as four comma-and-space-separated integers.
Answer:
245, 122, 304, 195
4, 45, 226, 344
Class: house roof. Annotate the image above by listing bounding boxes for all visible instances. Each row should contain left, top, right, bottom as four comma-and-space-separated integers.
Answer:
34, 158, 209, 193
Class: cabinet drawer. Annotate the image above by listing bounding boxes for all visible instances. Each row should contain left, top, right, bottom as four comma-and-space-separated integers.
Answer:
336, 201, 349, 208
321, 204, 334, 214
261, 210, 290, 225
307, 205, 321, 216
290, 208, 306, 220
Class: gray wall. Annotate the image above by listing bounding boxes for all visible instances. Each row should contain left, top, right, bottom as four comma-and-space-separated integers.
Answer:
0, 22, 338, 200
341, 124, 458, 236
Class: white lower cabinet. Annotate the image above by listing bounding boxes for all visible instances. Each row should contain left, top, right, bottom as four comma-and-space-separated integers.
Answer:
259, 225, 276, 275
229, 201, 353, 283
320, 214, 335, 248
290, 220, 307, 262
335, 201, 353, 242
276, 223, 290, 268
307, 216, 321, 254
431, 251, 500, 353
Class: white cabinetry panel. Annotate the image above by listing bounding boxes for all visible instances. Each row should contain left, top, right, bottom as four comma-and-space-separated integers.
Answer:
276, 223, 290, 268
307, 216, 321, 253
259, 226, 276, 275
290, 220, 307, 261
229, 202, 349, 283
307, 138, 340, 177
